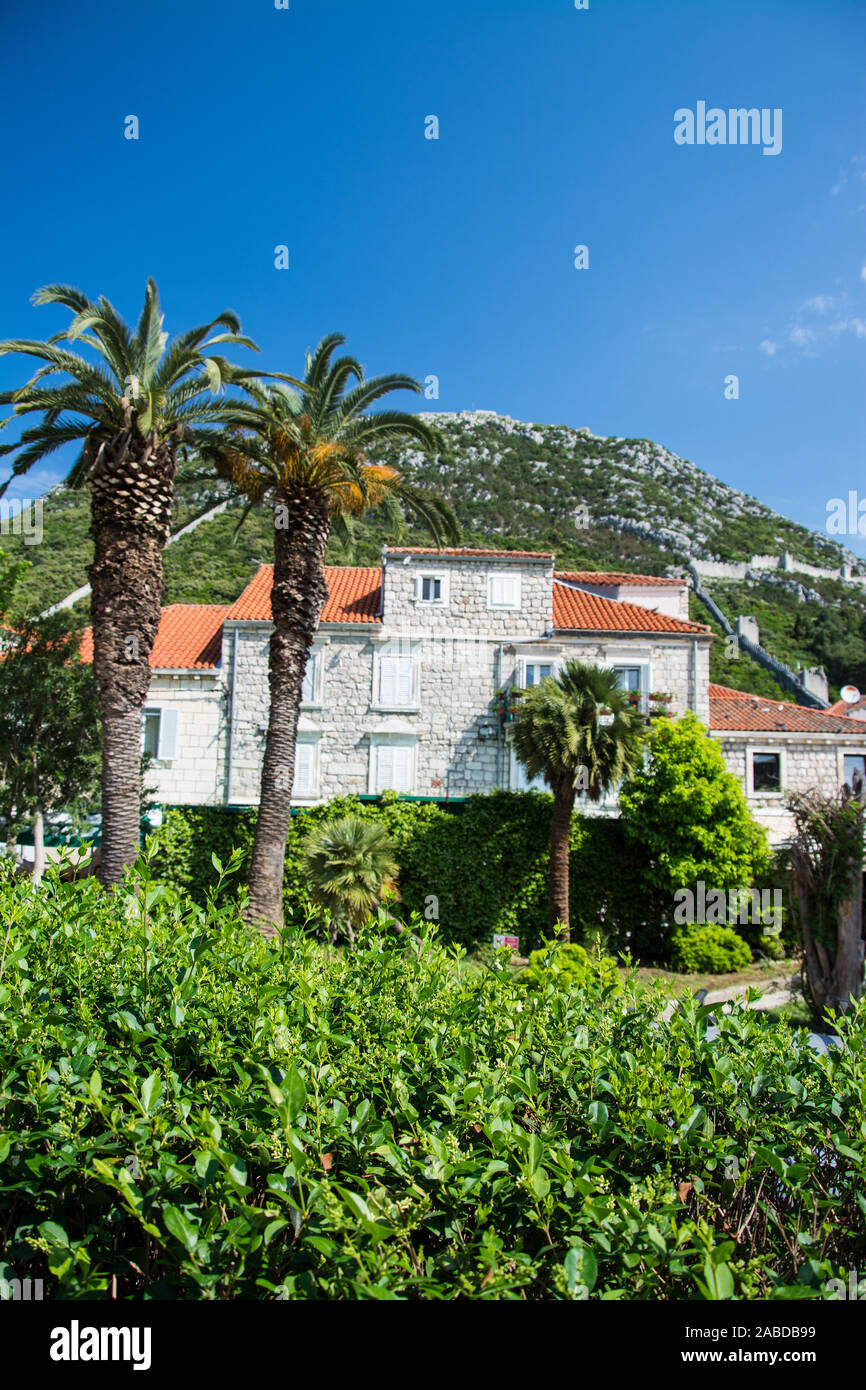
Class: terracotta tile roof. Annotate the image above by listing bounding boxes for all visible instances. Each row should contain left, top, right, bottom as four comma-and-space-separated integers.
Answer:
826, 695, 866, 716
555, 571, 683, 587
225, 565, 382, 625
80, 605, 228, 670
384, 546, 554, 560
709, 683, 861, 734
553, 582, 709, 635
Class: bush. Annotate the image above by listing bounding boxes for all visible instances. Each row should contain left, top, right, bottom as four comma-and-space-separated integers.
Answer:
1, 857, 864, 1300
520, 941, 622, 994
670, 924, 754, 975
620, 715, 770, 956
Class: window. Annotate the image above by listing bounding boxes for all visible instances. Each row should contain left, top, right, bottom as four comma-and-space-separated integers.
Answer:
141, 707, 178, 762
414, 572, 448, 605
751, 751, 782, 794
524, 662, 553, 687
293, 741, 318, 798
488, 573, 521, 608
422, 576, 441, 602
374, 742, 415, 794
614, 667, 642, 693
376, 646, 418, 708
142, 711, 160, 759
843, 754, 866, 796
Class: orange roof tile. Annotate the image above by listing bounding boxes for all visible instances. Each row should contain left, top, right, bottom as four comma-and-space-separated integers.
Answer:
225, 565, 382, 625
80, 605, 228, 670
555, 571, 684, 587
553, 582, 709, 635
709, 684, 860, 734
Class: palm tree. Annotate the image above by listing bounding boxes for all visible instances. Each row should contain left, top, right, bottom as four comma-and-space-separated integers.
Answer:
0, 280, 264, 886
203, 334, 458, 934
512, 661, 645, 938
302, 813, 399, 942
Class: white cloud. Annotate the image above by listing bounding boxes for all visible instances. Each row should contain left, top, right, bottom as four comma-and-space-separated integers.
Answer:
759, 339, 777, 356
802, 295, 835, 313
789, 325, 815, 346
861, 261, 866, 282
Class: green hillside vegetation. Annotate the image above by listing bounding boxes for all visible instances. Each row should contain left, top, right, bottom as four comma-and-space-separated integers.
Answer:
704, 577, 866, 700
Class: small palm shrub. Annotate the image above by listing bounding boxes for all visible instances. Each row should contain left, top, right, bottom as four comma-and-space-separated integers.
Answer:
520, 941, 621, 994
670, 924, 753, 975
302, 813, 398, 939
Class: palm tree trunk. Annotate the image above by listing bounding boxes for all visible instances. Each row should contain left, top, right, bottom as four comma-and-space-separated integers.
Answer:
88, 435, 175, 887
246, 488, 331, 935
549, 784, 575, 939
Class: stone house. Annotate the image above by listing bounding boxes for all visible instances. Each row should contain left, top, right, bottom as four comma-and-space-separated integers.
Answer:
95, 547, 866, 844
708, 683, 866, 842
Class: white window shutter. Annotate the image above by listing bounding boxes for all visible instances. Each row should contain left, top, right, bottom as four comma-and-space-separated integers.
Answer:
301, 654, 316, 704
293, 743, 314, 796
393, 745, 413, 792
157, 707, 179, 761
379, 654, 414, 707
376, 744, 394, 792
379, 656, 397, 707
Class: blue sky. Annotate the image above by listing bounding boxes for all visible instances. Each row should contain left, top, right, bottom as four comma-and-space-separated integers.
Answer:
1, 0, 864, 550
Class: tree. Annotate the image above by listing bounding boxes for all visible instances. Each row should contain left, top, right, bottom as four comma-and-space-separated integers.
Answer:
788, 788, 864, 1016
0, 280, 262, 886
618, 713, 770, 945
204, 335, 458, 932
0, 611, 100, 882
512, 661, 644, 937
302, 813, 399, 943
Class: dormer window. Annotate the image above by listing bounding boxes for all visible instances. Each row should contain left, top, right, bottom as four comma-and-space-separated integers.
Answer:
413, 571, 448, 605
488, 573, 521, 609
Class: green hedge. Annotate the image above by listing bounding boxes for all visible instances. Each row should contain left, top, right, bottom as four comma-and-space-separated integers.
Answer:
147, 792, 647, 956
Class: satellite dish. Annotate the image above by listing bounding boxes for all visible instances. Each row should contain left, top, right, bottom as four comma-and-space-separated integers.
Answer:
841, 685, 861, 705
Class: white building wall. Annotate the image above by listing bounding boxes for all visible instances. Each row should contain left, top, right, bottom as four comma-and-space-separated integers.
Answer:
142, 674, 225, 807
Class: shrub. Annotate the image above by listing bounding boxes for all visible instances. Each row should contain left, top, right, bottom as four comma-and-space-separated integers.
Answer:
670, 924, 754, 975
520, 941, 622, 994
1, 856, 864, 1300
619, 715, 771, 960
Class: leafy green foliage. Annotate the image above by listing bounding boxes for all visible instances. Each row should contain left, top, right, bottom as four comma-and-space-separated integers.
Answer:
0, 279, 262, 496
520, 941, 622, 994
620, 716, 770, 954
669, 925, 754, 975
1, 858, 863, 1300
0, 610, 100, 834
